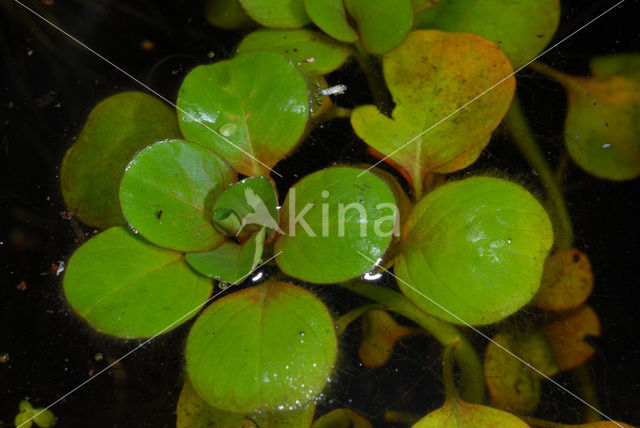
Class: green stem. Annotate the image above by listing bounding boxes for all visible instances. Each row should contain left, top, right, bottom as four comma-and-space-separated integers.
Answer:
504, 96, 574, 249
341, 281, 485, 403
352, 44, 393, 115
572, 364, 601, 423
334, 303, 381, 336
442, 344, 460, 403
313, 105, 353, 124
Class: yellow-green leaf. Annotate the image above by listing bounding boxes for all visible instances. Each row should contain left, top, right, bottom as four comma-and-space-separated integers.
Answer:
238, 0, 311, 28
414, 0, 560, 69
351, 30, 515, 196
412, 399, 530, 427
312, 408, 373, 428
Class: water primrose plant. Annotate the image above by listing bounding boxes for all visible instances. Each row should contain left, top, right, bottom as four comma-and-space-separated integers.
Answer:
51, 0, 640, 426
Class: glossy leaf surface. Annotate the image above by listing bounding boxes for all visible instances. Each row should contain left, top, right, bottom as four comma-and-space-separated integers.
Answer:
63, 227, 212, 338
185, 280, 337, 413
535, 248, 593, 312
275, 167, 397, 283
412, 399, 530, 427
238, 0, 311, 28
415, 0, 560, 68
185, 228, 265, 283
177, 51, 309, 176
395, 177, 553, 325
60, 92, 180, 229
344, 0, 413, 54
351, 31, 514, 194
120, 140, 235, 252
176, 379, 315, 428
304, 0, 358, 43
237, 28, 351, 76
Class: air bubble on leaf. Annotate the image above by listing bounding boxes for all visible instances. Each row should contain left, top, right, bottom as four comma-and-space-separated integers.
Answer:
219, 122, 237, 137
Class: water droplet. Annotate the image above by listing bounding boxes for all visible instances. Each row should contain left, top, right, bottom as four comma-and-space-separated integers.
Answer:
207, 51, 215, 58
219, 123, 237, 137
0, 353, 9, 363
94, 353, 103, 362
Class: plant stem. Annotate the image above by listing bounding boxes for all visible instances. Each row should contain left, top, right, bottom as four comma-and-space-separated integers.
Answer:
313, 105, 353, 124
352, 44, 393, 115
334, 303, 381, 336
341, 281, 484, 403
572, 364, 601, 423
504, 96, 574, 249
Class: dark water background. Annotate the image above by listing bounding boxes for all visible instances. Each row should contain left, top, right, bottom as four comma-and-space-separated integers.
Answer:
1, 0, 639, 426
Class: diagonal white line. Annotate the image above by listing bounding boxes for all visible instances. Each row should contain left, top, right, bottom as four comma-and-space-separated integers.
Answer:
356, 250, 623, 427
16, 251, 283, 428
10, 0, 283, 178
358, 0, 627, 178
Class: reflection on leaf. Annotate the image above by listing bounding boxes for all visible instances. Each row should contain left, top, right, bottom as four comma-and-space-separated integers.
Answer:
176, 379, 315, 428
395, 177, 553, 325
358, 309, 417, 368
351, 30, 514, 197
177, 51, 309, 177
532, 62, 640, 181
545, 305, 601, 372
237, 28, 351, 76
535, 248, 593, 312
185, 280, 337, 413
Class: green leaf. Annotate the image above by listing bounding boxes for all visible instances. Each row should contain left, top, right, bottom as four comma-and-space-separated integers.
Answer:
304, 0, 358, 43
185, 280, 337, 413
274, 167, 397, 284
177, 51, 309, 177
535, 63, 640, 181
351, 30, 515, 196
411, 0, 441, 14
63, 227, 213, 338
415, 0, 560, 69
205, 0, 256, 30
590, 53, 640, 80
344, 0, 413, 54
238, 0, 311, 28
312, 408, 373, 428
186, 227, 266, 282
212, 176, 280, 237
395, 177, 553, 326
237, 28, 351, 76
412, 399, 529, 427
60, 92, 181, 229
119, 139, 236, 253
177, 379, 316, 428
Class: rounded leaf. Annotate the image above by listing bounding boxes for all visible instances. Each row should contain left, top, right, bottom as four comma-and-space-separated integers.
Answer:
344, 0, 413, 54
590, 53, 640, 80
412, 400, 530, 427
120, 139, 236, 252
185, 280, 337, 413
205, 0, 256, 30
304, 0, 358, 43
395, 177, 553, 325
274, 167, 398, 284
63, 227, 213, 338
60, 92, 181, 229
238, 0, 311, 28
351, 31, 515, 195
237, 28, 351, 76
177, 51, 309, 177
415, 0, 560, 68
